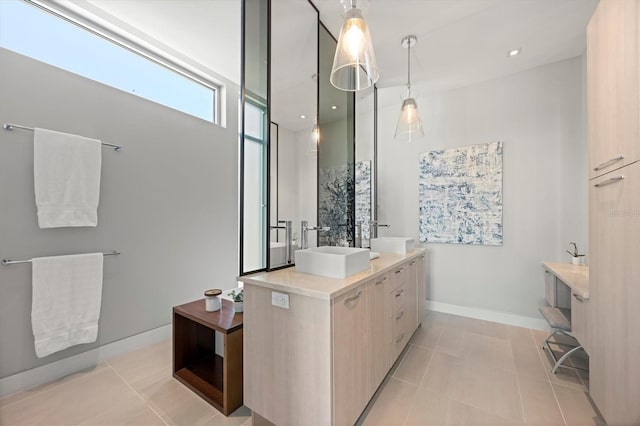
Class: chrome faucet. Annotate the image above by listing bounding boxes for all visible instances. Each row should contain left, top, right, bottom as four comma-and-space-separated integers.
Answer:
355, 222, 362, 248
301, 220, 330, 249
369, 220, 390, 239
270, 220, 293, 264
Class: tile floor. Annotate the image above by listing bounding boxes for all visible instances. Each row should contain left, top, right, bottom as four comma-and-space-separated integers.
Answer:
0, 311, 603, 426
358, 311, 603, 426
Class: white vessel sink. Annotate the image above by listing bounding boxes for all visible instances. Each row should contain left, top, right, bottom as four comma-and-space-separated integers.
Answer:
370, 237, 415, 254
295, 246, 370, 278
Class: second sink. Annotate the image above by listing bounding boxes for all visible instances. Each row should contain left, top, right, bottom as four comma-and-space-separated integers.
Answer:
295, 246, 370, 279
370, 237, 415, 254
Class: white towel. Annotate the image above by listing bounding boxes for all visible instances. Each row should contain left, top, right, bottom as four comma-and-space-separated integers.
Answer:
34, 128, 102, 228
31, 253, 104, 358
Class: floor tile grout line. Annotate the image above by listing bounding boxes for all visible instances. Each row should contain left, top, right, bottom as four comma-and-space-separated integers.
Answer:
413, 325, 444, 388
512, 348, 529, 425
104, 360, 170, 426
390, 375, 420, 388
398, 377, 422, 426
399, 318, 439, 426
529, 328, 569, 426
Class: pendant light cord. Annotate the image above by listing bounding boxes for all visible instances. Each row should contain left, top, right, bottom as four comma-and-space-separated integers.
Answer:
407, 39, 412, 97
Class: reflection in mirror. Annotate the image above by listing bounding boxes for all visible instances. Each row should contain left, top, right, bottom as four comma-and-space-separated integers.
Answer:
318, 24, 355, 247
355, 87, 375, 247
241, 0, 268, 274
269, 0, 318, 269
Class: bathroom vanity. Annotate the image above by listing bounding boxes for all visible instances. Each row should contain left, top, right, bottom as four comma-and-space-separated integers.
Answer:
241, 249, 426, 425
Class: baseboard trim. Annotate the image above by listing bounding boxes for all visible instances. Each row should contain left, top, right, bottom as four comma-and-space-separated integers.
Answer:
426, 300, 549, 331
0, 324, 171, 398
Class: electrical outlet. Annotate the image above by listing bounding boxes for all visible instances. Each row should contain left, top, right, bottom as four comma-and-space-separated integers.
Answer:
271, 291, 289, 309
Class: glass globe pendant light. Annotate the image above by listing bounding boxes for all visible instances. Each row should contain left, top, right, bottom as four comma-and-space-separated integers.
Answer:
395, 35, 424, 142
330, 0, 379, 91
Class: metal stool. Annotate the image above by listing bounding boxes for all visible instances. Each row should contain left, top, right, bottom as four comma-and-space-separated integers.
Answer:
539, 306, 587, 374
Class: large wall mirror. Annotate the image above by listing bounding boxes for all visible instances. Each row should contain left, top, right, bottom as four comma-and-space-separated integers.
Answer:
268, 0, 318, 269
355, 86, 375, 247
241, 0, 268, 274
317, 24, 355, 247
241, 0, 361, 274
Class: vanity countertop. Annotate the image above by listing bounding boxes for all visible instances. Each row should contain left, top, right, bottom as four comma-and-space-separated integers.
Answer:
240, 248, 425, 301
542, 261, 589, 299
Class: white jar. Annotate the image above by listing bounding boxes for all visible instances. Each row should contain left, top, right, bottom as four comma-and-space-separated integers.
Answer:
204, 289, 222, 312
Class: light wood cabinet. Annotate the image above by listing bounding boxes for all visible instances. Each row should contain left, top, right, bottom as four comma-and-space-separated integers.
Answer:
243, 251, 426, 425
570, 293, 589, 355
416, 254, 426, 325
406, 259, 418, 330
587, 1, 640, 423
589, 163, 640, 425
587, 0, 639, 179
333, 284, 370, 425
368, 274, 390, 395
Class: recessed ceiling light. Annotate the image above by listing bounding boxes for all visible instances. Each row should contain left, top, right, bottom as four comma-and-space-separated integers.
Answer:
331, 105, 338, 110
507, 48, 521, 57
300, 114, 306, 119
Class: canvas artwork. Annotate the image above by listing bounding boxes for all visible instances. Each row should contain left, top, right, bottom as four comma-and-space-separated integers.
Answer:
419, 141, 503, 245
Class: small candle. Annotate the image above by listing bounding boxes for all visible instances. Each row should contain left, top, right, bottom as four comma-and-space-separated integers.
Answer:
204, 289, 222, 312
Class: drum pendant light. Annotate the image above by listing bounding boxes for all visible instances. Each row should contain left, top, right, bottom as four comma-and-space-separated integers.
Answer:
395, 35, 424, 142
330, 0, 379, 91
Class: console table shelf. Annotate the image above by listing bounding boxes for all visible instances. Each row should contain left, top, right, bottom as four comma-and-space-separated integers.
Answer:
173, 298, 243, 416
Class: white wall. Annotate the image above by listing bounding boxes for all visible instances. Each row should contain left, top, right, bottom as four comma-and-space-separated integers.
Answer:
0, 48, 239, 378
375, 56, 587, 319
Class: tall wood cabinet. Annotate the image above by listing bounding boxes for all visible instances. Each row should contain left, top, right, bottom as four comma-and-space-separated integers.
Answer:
587, 1, 640, 424
587, 0, 639, 179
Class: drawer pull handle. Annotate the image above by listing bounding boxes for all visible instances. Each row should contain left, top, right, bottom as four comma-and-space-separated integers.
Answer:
594, 175, 624, 187
395, 311, 404, 321
395, 333, 405, 344
395, 268, 404, 274
395, 289, 404, 298
410, 261, 416, 265
594, 155, 624, 171
375, 277, 387, 285
344, 290, 362, 304
420, 256, 425, 260
572, 293, 585, 303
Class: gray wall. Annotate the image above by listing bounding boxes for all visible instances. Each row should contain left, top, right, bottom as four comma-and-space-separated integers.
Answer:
0, 48, 239, 378
375, 56, 587, 319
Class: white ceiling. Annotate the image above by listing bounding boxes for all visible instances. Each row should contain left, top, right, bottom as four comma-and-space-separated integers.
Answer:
61, 0, 598, 129
75, 0, 241, 85
314, 0, 598, 93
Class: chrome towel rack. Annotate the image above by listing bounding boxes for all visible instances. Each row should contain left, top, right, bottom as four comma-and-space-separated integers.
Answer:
3, 123, 123, 151
2, 251, 120, 266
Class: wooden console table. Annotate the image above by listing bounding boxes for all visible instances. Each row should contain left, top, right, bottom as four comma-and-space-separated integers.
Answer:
173, 298, 243, 416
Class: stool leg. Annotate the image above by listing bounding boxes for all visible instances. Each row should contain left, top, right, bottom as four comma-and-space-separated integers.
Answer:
551, 345, 584, 374
542, 328, 560, 349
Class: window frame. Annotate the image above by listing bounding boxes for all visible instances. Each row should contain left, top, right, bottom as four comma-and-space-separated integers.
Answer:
5, 0, 222, 125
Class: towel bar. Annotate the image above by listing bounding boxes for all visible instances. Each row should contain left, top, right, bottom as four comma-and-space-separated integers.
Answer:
1, 251, 120, 266
3, 123, 123, 151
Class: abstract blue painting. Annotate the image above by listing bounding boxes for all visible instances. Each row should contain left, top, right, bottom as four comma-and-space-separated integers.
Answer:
419, 141, 503, 245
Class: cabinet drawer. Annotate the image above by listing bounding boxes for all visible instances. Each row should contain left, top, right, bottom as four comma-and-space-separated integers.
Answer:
390, 283, 407, 314
390, 309, 408, 361
570, 293, 589, 356
391, 264, 407, 290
